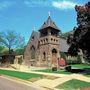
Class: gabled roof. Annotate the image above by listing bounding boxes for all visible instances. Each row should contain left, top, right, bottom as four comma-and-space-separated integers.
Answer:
30, 31, 40, 39
39, 16, 60, 31
27, 31, 40, 50
60, 38, 70, 52
28, 31, 40, 44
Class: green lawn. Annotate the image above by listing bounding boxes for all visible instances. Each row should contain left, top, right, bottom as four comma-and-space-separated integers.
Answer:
35, 69, 71, 74
56, 79, 90, 90
0, 69, 42, 80
35, 64, 90, 76
71, 64, 90, 69
71, 64, 90, 77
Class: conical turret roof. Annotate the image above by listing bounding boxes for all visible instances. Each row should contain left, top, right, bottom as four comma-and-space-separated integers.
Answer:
39, 16, 60, 31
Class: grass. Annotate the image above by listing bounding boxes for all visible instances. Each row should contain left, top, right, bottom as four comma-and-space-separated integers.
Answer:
35, 64, 90, 76
0, 69, 42, 80
56, 79, 90, 90
71, 64, 90, 77
35, 69, 71, 74
85, 74, 90, 77
71, 64, 90, 69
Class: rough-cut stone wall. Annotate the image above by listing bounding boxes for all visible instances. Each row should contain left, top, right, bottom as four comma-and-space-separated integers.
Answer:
24, 31, 39, 66
37, 35, 60, 67
24, 32, 60, 67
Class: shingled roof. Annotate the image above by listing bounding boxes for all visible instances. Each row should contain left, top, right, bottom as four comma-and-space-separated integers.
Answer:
39, 16, 60, 31
60, 38, 70, 52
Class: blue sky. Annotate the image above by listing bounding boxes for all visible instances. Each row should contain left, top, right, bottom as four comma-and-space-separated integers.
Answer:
0, 0, 89, 42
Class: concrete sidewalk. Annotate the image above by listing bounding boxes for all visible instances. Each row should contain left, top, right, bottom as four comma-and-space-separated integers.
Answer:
31, 76, 73, 89
31, 74, 90, 89
70, 74, 90, 82
0, 65, 90, 90
0, 65, 90, 82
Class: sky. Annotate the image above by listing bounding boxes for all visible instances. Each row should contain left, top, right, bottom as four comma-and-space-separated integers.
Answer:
0, 0, 89, 42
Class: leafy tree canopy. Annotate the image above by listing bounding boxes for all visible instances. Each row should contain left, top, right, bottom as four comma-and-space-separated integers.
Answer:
0, 30, 25, 53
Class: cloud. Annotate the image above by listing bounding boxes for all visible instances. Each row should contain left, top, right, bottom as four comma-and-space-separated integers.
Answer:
52, 1, 77, 10
24, 0, 79, 10
24, 0, 51, 7
0, 1, 15, 10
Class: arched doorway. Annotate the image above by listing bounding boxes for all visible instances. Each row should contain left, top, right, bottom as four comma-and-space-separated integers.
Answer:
30, 46, 35, 59
43, 52, 46, 61
52, 48, 57, 66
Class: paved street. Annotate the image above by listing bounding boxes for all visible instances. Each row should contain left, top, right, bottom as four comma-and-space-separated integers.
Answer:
0, 76, 42, 90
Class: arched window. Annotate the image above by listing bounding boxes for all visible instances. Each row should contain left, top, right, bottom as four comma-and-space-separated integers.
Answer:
52, 48, 57, 54
43, 52, 46, 60
52, 48, 57, 65
30, 46, 35, 59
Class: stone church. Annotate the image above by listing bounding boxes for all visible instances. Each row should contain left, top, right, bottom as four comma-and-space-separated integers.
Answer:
24, 15, 69, 67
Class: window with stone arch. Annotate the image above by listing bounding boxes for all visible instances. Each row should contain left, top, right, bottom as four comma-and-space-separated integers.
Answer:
43, 52, 46, 61
30, 46, 35, 59
52, 48, 57, 65
52, 48, 57, 54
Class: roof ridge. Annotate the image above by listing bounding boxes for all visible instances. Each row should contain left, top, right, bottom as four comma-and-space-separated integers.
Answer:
39, 16, 60, 30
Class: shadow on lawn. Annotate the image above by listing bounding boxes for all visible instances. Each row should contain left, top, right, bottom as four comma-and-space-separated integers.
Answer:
69, 68, 90, 74
65, 66, 90, 74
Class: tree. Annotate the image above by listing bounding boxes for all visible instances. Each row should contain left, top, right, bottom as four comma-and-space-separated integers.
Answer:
0, 46, 5, 53
0, 30, 25, 53
15, 46, 26, 55
67, 2, 90, 63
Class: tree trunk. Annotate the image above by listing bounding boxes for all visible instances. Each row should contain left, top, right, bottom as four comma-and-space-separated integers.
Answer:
9, 47, 11, 54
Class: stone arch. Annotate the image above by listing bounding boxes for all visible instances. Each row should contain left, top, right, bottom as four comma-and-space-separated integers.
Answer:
30, 46, 35, 59
43, 52, 46, 61
52, 48, 57, 54
52, 48, 57, 66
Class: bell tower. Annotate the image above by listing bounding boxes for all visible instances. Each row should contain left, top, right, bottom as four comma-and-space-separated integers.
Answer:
38, 15, 60, 67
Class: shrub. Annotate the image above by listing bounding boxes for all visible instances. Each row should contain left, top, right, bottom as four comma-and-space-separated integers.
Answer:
77, 55, 82, 64
65, 66, 71, 72
52, 67, 57, 71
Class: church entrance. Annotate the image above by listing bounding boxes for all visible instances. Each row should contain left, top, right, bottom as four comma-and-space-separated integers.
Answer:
52, 49, 57, 67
